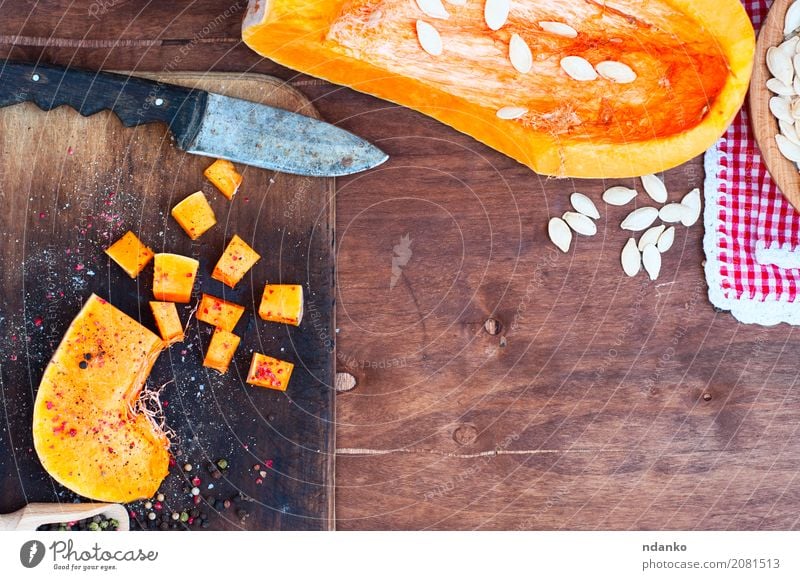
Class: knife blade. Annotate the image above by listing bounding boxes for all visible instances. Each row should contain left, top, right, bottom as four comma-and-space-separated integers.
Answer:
0, 61, 388, 177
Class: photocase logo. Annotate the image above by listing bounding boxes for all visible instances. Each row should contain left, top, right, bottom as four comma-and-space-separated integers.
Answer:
19, 540, 46, 568
390, 234, 413, 290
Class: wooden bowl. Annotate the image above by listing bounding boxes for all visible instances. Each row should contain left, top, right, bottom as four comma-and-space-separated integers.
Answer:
750, 0, 800, 212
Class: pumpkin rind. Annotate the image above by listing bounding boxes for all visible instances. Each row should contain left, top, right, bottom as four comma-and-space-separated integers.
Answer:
33, 294, 168, 502
241, 0, 754, 178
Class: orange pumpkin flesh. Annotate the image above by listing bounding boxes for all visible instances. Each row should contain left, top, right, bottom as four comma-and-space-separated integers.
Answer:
33, 294, 169, 502
212, 235, 261, 288
247, 353, 294, 391
150, 301, 185, 345
203, 328, 241, 374
242, 0, 754, 177
204, 159, 243, 201
197, 293, 246, 332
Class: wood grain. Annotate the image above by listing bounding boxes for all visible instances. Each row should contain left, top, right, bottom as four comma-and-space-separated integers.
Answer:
750, 0, 800, 211
0, 72, 335, 530
2, 0, 800, 531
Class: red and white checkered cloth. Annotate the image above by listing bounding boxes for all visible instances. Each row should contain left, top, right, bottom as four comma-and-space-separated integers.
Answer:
704, 0, 800, 324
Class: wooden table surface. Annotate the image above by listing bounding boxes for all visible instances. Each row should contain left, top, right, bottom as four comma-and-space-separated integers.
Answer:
2, 0, 799, 530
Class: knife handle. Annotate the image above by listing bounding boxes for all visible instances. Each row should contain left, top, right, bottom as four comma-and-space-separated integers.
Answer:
0, 61, 207, 148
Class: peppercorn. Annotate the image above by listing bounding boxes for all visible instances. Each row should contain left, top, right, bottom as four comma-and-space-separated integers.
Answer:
144, 501, 152, 509
147, 512, 156, 521
216, 458, 228, 470
156, 493, 165, 502
100, 520, 109, 529
88, 522, 100, 531
78, 361, 88, 369
210, 468, 222, 480
109, 519, 119, 529
191, 487, 200, 496
223, 499, 231, 509
183, 463, 192, 472
171, 512, 179, 521
180, 512, 189, 523
190, 508, 200, 518
92, 515, 102, 523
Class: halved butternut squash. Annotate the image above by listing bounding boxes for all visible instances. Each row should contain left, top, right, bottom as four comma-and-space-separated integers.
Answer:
32, 294, 168, 502
242, 0, 754, 177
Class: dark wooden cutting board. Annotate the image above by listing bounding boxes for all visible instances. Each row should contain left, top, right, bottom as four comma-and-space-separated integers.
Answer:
0, 72, 335, 530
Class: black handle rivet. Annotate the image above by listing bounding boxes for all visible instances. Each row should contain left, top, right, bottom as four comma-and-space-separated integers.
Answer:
31, 74, 40, 82
155, 98, 164, 106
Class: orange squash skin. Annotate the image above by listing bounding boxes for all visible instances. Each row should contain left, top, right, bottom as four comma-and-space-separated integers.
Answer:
32, 295, 169, 503
242, 0, 754, 177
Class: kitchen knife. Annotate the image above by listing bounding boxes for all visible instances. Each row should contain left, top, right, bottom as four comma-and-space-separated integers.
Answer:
0, 61, 388, 177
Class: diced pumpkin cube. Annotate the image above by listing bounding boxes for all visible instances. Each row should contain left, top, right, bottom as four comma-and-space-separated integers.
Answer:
203, 328, 240, 374
196, 293, 245, 331
204, 159, 243, 200
246, 353, 294, 391
171, 191, 217, 240
211, 235, 261, 288
258, 284, 303, 326
153, 253, 199, 303
104, 231, 154, 278
149, 301, 184, 345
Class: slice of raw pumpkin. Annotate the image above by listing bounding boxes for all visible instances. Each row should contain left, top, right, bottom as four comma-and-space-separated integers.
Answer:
241, 0, 754, 177
32, 294, 169, 502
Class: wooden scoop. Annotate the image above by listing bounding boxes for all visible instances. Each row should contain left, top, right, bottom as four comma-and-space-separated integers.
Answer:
0, 503, 129, 531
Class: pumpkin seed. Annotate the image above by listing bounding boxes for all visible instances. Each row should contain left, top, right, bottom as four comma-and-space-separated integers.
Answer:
791, 97, 800, 120
786, 0, 800, 36
538, 21, 578, 38
768, 46, 794, 87
659, 203, 687, 223
621, 207, 658, 231
776, 133, 800, 163
657, 226, 675, 253
642, 245, 661, 281
548, 217, 572, 253
621, 238, 641, 277
560, 56, 597, 81
793, 75, 800, 95
638, 224, 665, 252
563, 211, 597, 236
781, 35, 800, 57
770, 96, 794, 124
641, 173, 668, 203
509, 33, 533, 74
595, 61, 636, 84
767, 77, 795, 96
602, 185, 637, 206
415, 0, 450, 19
570, 192, 600, 219
496, 106, 528, 119
416, 20, 443, 56
780, 119, 800, 145
484, 0, 510, 31
680, 188, 701, 227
